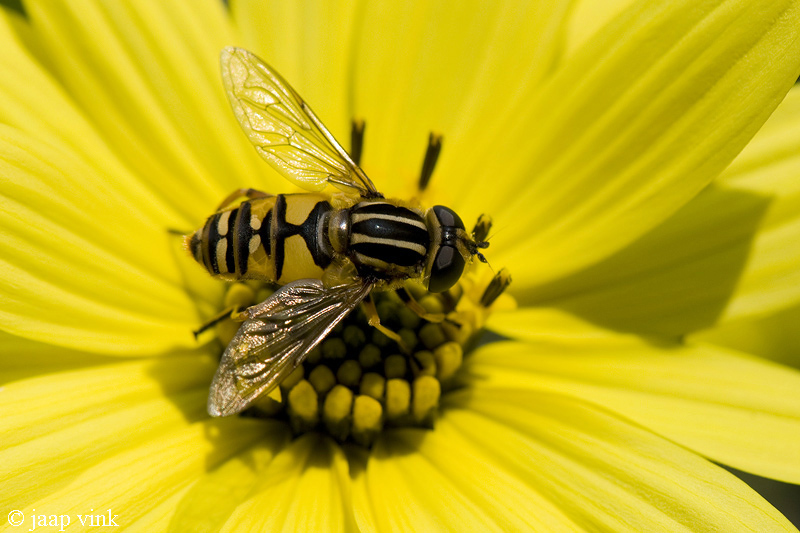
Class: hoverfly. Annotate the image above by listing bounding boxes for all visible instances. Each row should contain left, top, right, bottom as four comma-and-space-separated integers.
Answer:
189, 47, 491, 417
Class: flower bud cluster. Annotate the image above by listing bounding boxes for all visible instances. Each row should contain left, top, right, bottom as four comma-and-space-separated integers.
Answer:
213, 270, 510, 446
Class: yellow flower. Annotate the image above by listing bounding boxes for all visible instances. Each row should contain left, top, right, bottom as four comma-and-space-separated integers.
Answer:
2, 0, 800, 530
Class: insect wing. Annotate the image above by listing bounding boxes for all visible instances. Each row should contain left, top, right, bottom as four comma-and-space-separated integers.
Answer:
221, 47, 378, 196
208, 279, 373, 417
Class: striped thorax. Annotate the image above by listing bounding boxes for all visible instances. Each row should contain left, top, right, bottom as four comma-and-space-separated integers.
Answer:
329, 201, 429, 280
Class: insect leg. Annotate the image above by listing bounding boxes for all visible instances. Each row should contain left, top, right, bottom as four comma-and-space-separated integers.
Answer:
351, 119, 365, 166
362, 294, 411, 354
215, 188, 272, 211
418, 132, 443, 192
193, 306, 248, 338
395, 287, 445, 323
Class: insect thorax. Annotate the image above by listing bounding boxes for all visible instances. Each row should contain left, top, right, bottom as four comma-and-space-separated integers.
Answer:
345, 201, 430, 279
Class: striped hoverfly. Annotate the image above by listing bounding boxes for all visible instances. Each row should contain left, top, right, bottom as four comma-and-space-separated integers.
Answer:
188, 47, 491, 417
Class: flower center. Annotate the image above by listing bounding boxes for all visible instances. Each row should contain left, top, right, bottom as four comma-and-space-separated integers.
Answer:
210, 270, 511, 446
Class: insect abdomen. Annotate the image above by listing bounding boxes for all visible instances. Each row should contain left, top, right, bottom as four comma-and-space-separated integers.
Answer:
348, 202, 430, 274
191, 206, 246, 279
190, 193, 333, 283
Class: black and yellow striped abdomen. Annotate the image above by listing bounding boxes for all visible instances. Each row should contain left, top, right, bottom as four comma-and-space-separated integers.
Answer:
189, 193, 333, 284
189, 195, 441, 289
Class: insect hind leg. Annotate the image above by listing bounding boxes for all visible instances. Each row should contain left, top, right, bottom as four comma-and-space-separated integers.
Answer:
193, 306, 248, 338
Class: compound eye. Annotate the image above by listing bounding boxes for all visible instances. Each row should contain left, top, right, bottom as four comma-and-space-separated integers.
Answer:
432, 205, 465, 230
427, 245, 466, 293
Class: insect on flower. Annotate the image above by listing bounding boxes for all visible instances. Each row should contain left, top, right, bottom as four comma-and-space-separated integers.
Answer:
187, 47, 495, 417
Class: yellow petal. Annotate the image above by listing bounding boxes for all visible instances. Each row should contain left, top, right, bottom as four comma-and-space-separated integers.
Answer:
0, 127, 219, 354
0, 330, 116, 384
350, 0, 572, 200
712, 85, 800, 322
2, 4, 50, 67
23, 0, 281, 220
486, 306, 644, 345
467, 337, 800, 483
127, 487, 192, 532
507, 178, 775, 335
0, 355, 272, 527
693, 304, 800, 368
0, 355, 214, 452
357, 425, 579, 531
515, 84, 800, 336
564, 0, 637, 58
231, 0, 361, 145
220, 434, 356, 532
445, 389, 796, 532
491, 0, 800, 289
0, 12, 185, 226
166, 428, 291, 532
16, 418, 269, 530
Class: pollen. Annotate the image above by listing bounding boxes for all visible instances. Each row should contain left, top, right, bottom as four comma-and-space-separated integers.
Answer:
212, 270, 512, 446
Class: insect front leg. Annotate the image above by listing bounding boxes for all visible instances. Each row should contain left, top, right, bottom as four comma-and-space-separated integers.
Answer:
395, 287, 445, 323
362, 294, 411, 354
215, 188, 272, 211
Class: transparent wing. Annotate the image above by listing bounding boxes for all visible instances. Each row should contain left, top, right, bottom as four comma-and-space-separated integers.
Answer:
221, 46, 378, 196
208, 279, 373, 417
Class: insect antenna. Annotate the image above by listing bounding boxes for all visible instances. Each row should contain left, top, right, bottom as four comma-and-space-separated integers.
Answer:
479, 217, 510, 246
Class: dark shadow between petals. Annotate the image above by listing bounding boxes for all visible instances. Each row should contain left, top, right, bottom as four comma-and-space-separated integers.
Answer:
513, 184, 771, 340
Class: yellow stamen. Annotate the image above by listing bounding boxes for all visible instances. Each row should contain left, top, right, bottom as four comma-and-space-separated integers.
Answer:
419, 323, 446, 349
287, 380, 319, 432
337, 360, 362, 387
419, 294, 444, 314
434, 342, 463, 382
359, 344, 382, 367
360, 373, 386, 400
384, 354, 407, 379
385, 379, 411, 420
322, 337, 347, 359
323, 385, 354, 441
308, 365, 336, 394
352, 395, 383, 446
205, 270, 513, 445
413, 350, 437, 377
412, 375, 440, 426
280, 366, 304, 392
